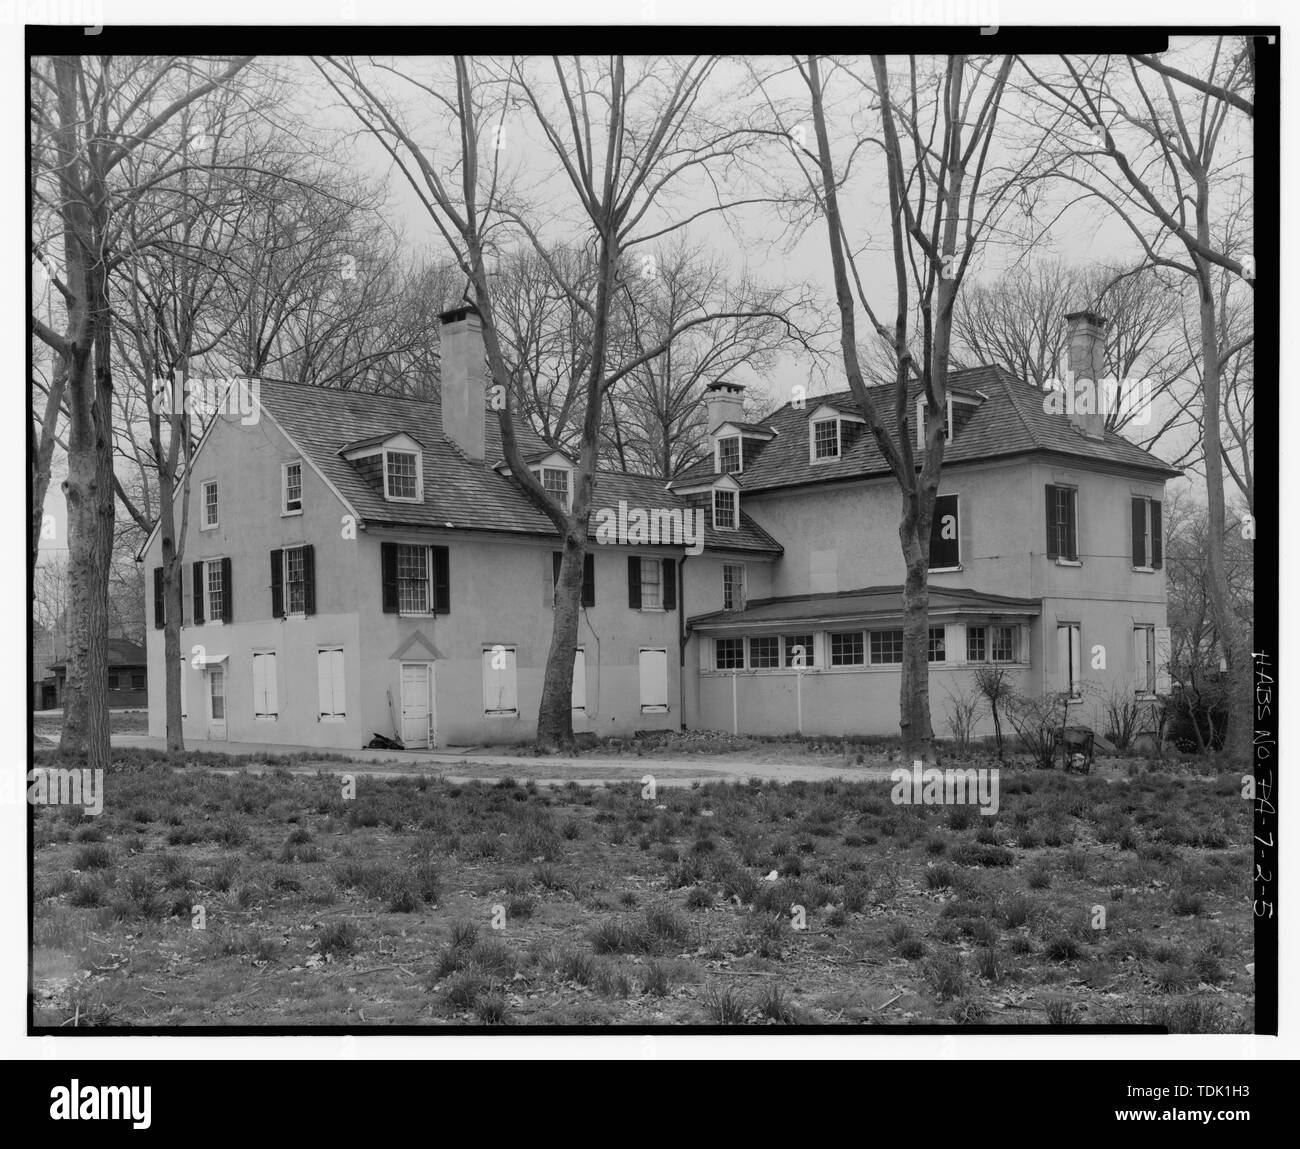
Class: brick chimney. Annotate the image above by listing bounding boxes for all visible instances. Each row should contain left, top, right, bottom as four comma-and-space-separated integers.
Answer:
704, 380, 746, 433
1064, 310, 1107, 440
439, 303, 487, 462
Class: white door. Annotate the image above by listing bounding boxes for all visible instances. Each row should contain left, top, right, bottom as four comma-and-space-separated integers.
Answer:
207, 666, 227, 741
400, 663, 434, 749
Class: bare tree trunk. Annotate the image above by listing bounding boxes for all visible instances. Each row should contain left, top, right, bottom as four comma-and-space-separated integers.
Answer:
538, 533, 587, 748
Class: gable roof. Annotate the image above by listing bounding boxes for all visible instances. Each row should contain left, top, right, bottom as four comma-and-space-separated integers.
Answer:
674, 365, 1181, 492
254, 379, 782, 554
49, 638, 146, 672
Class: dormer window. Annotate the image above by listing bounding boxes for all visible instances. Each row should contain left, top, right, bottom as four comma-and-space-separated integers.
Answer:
384, 448, 421, 501
717, 435, 741, 474
812, 418, 839, 461
540, 466, 570, 509
916, 395, 980, 449
713, 488, 738, 530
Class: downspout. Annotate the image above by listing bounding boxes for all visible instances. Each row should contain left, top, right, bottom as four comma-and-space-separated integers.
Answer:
678, 553, 689, 730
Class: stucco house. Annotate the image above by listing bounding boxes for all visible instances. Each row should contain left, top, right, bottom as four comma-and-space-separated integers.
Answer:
675, 311, 1179, 739
140, 307, 1175, 748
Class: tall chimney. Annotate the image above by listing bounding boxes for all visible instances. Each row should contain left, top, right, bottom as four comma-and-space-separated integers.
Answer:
704, 380, 746, 433
439, 303, 487, 462
1064, 310, 1107, 440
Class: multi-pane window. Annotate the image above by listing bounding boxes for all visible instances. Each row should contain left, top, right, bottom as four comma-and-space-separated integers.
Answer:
397, 544, 430, 614
1046, 484, 1079, 561
715, 637, 745, 670
285, 547, 307, 615
714, 488, 737, 530
206, 561, 225, 621
812, 418, 840, 460
202, 480, 219, 528
723, 563, 746, 611
283, 461, 302, 513
785, 634, 814, 668
750, 636, 780, 669
1134, 625, 1156, 694
928, 626, 946, 663
132, 672, 146, 691
830, 631, 865, 666
640, 558, 662, 609
385, 450, 419, 500
542, 467, 570, 509
870, 629, 905, 665
718, 436, 741, 474
991, 625, 1017, 663
966, 626, 987, 663
1131, 497, 1163, 569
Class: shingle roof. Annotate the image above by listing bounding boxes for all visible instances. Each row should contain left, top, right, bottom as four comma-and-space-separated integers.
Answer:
689, 584, 1042, 630
255, 380, 782, 554
48, 638, 146, 671
674, 365, 1181, 492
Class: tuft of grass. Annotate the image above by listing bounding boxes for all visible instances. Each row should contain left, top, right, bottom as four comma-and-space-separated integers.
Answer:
72, 844, 113, 871
702, 984, 747, 1024
924, 953, 965, 1000
318, 920, 358, 958
925, 864, 955, 890
642, 961, 670, 997
756, 983, 798, 1024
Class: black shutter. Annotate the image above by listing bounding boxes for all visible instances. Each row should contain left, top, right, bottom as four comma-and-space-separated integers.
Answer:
192, 561, 205, 625
582, 553, 595, 607
930, 494, 960, 569
1150, 501, 1162, 569
302, 545, 316, 615
381, 542, 398, 613
432, 546, 450, 614
627, 556, 642, 609
267, 551, 283, 618
1064, 490, 1078, 561
663, 558, 677, 611
153, 567, 165, 629
1131, 497, 1146, 567
1045, 485, 1059, 559
221, 557, 233, 622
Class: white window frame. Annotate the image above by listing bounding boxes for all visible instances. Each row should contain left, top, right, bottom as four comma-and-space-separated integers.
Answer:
282, 460, 303, 515
482, 645, 519, 717
252, 650, 278, 719
713, 487, 738, 531
714, 636, 745, 670
395, 543, 434, 616
1133, 497, 1157, 572
1134, 625, 1156, 696
868, 628, 905, 666
639, 557, 663, 610
716, 435, 742, 474
203, 558, 226, 626
722, 562, 746, 612
383, 446, 423, 502
810, 417, 840, 463
830, 630, 866, 667
201, 480, 219, 530
915, 396, 957, 450
283, 546, 308, 617
317, 646, 347, 721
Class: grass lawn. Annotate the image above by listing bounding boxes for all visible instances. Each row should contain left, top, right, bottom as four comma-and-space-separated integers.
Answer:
31, 755, 1253, 1029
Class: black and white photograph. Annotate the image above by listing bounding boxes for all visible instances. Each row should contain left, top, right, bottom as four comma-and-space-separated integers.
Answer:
10, 0, 1292, 1085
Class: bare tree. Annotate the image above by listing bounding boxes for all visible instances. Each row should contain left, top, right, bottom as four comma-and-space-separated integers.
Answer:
318, 54, 806, 749
30, 54, 254, 766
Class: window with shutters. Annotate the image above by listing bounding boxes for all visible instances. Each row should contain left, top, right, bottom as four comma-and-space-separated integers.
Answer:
1131, 496, 1163, 571
929, 494, 961, 570
552, 552, 595, 608
1046, 485, 1079, 562
482, 646, 518, 716
1134, 625, 1156, 695
397, 544, 430, 613
869, 629, 904, 665
831, 631, 865, 666
317, 647, 346, 719
722, 562, 746, 611
1057, 624, 1082, 698
639, 648, 669, 712
284, 547, 307, 615
639, 557, 662, 609
205, 560, 225, 623
201, 480, 219, 529
282, 461, 303, 514
252, 651, 278, 718
785, 634, 814, 667
384, 448, 420, 501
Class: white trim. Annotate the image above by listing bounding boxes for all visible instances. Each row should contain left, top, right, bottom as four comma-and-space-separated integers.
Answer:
712, 487, 738, 531
808, 415, 841, 464
200, 479, 219, 530
383, 445, 424, 503
281, 459, 303, 516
